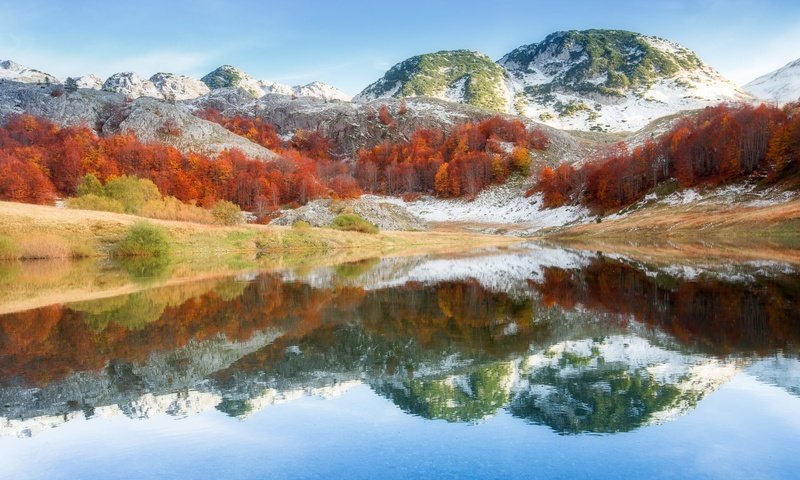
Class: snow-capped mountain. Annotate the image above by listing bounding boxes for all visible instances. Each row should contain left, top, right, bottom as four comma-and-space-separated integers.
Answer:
0, 59, 60, 84
102, 72, 163, 99
500, 30, 751, 131
73, 74, 103, 90
293, 81, 350, 101
357, 30, 752, 132
744, 57, 800, 105
201, 64, 265, 98
261, 79, 350, 101
202, 65, 350, 101
150, 72, 210, 100
260, 80, 296, 96
355, 50, 511, 112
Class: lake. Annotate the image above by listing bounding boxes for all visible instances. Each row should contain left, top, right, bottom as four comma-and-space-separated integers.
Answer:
1, 244, 799, 479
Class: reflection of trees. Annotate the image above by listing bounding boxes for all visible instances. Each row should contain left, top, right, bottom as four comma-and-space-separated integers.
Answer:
509, 360, 681, 434
1, 255, 798, 434
529, 259, 800, 355
373, 363, 513, 423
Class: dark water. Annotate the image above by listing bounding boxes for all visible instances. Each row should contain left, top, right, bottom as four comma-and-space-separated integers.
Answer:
0, 245, 799, 479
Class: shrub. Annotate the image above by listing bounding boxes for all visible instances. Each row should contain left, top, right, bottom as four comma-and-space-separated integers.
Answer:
18, 234, 71, 259
0, 235, 20, 260
114, 222, 171, 258
292, 220, 311, 230
140, 197, 216, 224
104, 176, 161, 214
212, 200, 243, 225
67, 194, 125, 213
329, 214, 379, 234
76, 174, 105, 197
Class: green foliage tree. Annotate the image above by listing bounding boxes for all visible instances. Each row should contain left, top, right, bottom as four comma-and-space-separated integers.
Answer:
211, 200, 243, 225
76, 173, 105, 197
64, 77, 78, 93
104, 176, 161, 214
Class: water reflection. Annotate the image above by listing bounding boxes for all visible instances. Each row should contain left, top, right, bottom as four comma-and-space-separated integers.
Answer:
0, 245, 798, 438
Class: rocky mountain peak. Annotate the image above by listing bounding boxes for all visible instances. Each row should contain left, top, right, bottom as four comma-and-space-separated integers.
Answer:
0, 59, 60, 85
200, 64, 263, 98
102, 72, 163, 99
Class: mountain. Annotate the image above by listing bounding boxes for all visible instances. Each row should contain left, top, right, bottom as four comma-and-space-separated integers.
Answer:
357, 30, 750, 132
149, 72, 210, 100
501, 30, 750, 131
745, 58, 800, 105
293, 81, 350, 101
201, 65, 350, 101
102, 72, 163, 99
73, 74, 103, 90
354, 50, 511, 111
261, 79, 350, 101
201, 64, 264, 97
0, 59, 60, 84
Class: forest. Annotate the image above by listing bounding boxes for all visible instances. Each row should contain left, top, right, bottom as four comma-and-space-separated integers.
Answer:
0, 110, 549, 219
534, 103, 800, 210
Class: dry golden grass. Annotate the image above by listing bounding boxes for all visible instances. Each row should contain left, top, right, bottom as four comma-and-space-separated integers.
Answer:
18, 233, 72, 259
555, 199, 800, 243
139, 197, 217, 224
0, 201, 522, 259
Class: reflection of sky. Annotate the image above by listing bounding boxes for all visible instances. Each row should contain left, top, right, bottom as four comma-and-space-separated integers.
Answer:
1, 374, 798, 480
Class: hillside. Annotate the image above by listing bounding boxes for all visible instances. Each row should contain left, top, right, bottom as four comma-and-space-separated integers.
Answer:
354, 50, 511, 111
357, 30, 752, 132
745, 57, 800, 105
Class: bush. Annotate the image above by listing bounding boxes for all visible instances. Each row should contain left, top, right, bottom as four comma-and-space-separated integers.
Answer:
18, 234, 72, 259
76, 174, 105, 197
104, 176, 161, 214
140, 197, 216, 224
292, 220, 311, 230
114, 222, 171, 258
0, 235, 20, 260
329, 214, 379, 234
212, 200, 243, 225
67, 194, 125, 213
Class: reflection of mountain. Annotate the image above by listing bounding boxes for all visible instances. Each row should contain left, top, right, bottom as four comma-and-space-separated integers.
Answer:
746, 355, 800, 397
0, 246, 797, 437
373, 363, 516, 423
510, 336, 738, 434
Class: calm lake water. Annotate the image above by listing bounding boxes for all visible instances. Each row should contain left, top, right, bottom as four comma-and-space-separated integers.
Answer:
0, 244, 799, 479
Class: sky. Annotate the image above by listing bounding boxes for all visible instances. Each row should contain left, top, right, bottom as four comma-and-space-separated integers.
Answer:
1, 0, 799, 95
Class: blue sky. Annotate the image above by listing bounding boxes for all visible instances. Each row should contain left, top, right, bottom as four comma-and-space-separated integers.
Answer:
1, 0, 799, 95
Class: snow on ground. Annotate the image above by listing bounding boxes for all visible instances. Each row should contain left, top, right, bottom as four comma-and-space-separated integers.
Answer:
608, 182, 798, 221
745, 57, 800, 105
283, 244, 593, 296
370, 182, 591, 232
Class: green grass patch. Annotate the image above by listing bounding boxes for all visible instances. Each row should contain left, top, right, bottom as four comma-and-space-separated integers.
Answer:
114, 222, 171, 258
329, 214, 379, 234
0, 235, 20, 260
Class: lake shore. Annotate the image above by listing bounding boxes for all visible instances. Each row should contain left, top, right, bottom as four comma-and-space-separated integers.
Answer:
0, 201, 523, 260
549, 198, 800, 247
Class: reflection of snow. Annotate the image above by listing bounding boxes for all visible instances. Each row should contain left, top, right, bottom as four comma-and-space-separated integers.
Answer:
283, 244, 592, 296
516, 335, 740, 426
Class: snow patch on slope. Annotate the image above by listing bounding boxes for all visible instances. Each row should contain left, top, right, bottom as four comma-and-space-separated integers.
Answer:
745, 57, 800, 105
375, 182, 591, 232
0, 59, 60, 84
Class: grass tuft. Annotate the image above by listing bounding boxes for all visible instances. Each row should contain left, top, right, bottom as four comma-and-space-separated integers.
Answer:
329, 214, 379, 234
18, 234, 71, 259
114, 222, 171, 258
